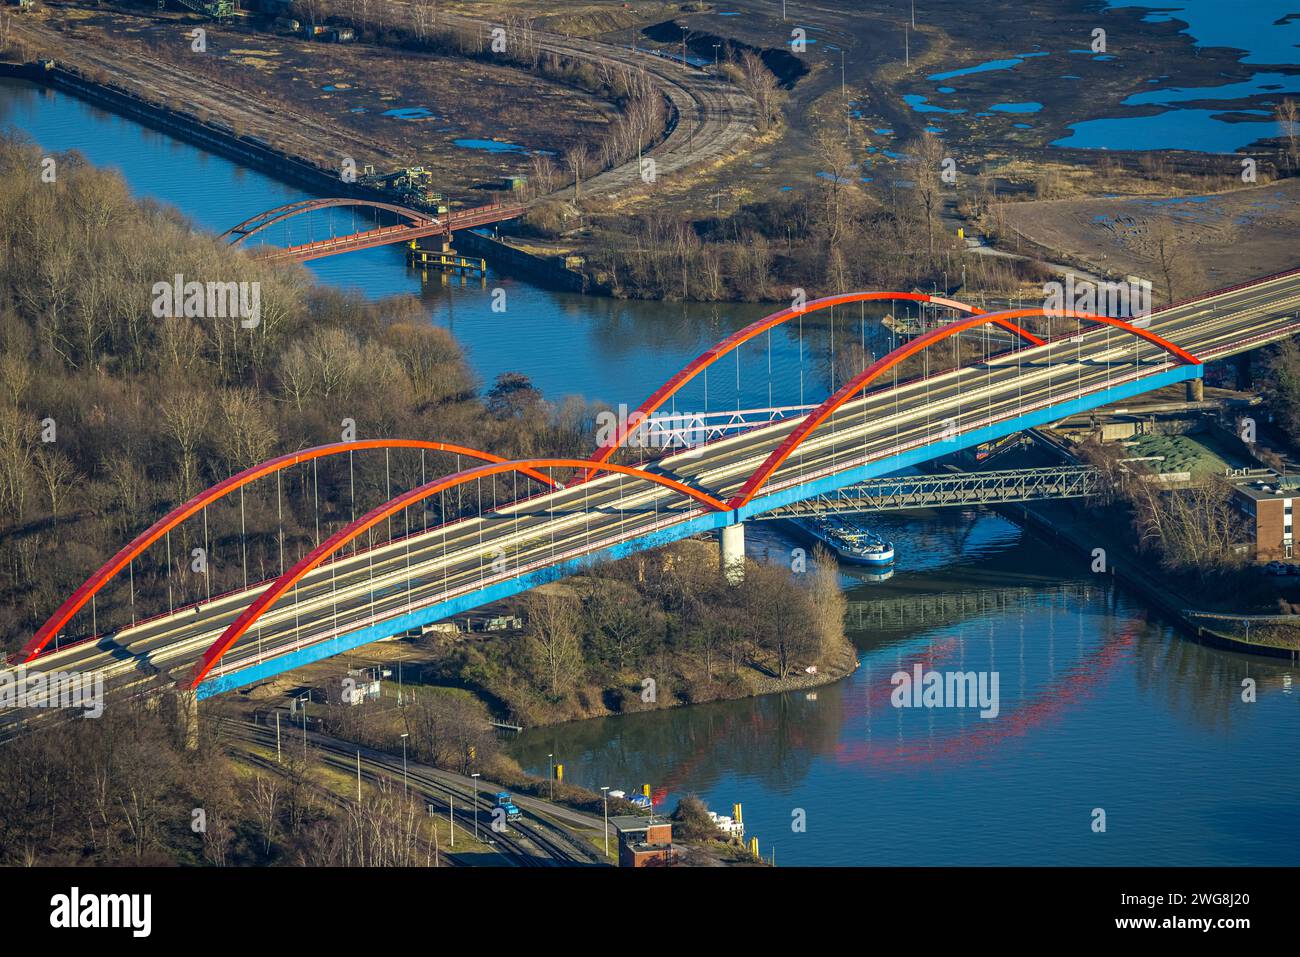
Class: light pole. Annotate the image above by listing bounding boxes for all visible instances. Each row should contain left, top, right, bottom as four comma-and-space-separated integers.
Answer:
297, 693, 309, 758
471, 772, 481, 840
548, 754, 554, 801
601, 786, 611, 859
275, 710, 281, 763
400, 732, 409, 796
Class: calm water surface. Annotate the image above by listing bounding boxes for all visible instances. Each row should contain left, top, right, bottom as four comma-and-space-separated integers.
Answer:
511, 512, 1300, 866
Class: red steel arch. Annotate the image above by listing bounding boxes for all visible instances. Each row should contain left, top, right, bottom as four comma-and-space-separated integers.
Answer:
729, 308, 1201, 508
24, 440, 557, 663
586, 291, 1042, 472
187, 458, 728, 688
219, 198, 437, 247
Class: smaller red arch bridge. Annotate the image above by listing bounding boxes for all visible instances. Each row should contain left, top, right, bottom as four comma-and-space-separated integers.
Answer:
220, 197, 527, 263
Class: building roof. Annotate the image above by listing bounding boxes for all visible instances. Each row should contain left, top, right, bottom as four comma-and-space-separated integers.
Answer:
1231, 470, 1300, 502
610, 815, 668, 834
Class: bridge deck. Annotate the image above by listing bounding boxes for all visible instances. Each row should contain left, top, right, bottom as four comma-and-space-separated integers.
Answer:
9, 270, 1300, 705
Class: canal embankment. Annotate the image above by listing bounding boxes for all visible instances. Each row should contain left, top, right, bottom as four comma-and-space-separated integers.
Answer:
1010, 496, 1300, 660
0, 59, 599, 294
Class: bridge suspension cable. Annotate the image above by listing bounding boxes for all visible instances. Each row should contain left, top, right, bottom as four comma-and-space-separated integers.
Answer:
22, 440, 555, 663
729, 307, 1200, 508
188, 458, 728, 688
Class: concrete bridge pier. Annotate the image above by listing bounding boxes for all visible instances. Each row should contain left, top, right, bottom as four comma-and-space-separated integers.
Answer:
175, 689, 199, 751
1236, 353, 1253, 391
1186, 377, 1204, 401
720, 522, 745, 584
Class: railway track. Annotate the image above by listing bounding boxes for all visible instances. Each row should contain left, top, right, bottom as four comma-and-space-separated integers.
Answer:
229, 720, 604, 867
11, 4, 756, 206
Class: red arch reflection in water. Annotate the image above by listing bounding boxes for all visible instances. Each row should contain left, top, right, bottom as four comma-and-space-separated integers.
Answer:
649, 621, 1135, 803
834, 628, 1137, 768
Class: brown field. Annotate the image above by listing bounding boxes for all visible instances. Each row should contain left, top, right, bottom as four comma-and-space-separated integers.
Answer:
18, 5, 615, 197
998, 178, 1300, 294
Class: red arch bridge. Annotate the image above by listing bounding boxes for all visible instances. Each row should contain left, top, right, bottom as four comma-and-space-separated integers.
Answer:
219, 198, 527, 263
7, 269, 1300, 712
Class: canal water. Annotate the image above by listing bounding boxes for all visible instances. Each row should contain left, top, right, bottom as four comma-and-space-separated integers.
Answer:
0, 77, 917, 412
4, 63, 1299, 867
514, 511, 1300, 866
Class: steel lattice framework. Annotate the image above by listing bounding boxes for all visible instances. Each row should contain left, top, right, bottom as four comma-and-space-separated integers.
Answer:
758, 466, 1099, 517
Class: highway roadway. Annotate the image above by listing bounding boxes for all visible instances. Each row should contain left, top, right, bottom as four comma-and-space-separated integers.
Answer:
5, 270, 1300, 717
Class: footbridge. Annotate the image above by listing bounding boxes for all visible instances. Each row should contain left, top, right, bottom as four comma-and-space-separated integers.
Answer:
219, 198, 527, 263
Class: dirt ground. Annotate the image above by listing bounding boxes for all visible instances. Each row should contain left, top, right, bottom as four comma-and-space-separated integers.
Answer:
998, 178, 1300, 293
8, 0, 1296, 278
17, 3, 616, 196
569, 0, 1292, 215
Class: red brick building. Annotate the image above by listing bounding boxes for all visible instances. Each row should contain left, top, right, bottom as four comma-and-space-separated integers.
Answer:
1230, 470, 1298, 561
611, 816, 676, 867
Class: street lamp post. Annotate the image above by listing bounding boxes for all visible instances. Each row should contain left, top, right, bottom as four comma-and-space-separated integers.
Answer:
297, 693, 309, 758
548, 753, 554, 801
601, 786, 611, 859
471, 772, 481, 841
400, 732, 409, 796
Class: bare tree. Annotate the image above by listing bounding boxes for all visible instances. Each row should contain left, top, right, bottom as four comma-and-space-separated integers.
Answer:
160, 389, 210, 500
910, 132, 947, 267
523, 590, 585, 697
32, 445, 77, 517
565, 145, 590, 201
1277, 98, 1299, 172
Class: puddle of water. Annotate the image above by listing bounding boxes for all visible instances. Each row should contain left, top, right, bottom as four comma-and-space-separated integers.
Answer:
903, 94, 966, 114
1105, 0, 1300, 64
927, 56, 1033, 81
1052, 108, 1282, 152
452, 137, 525, 152
1126, 71, 1300, 104
382, 107, 436, 120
